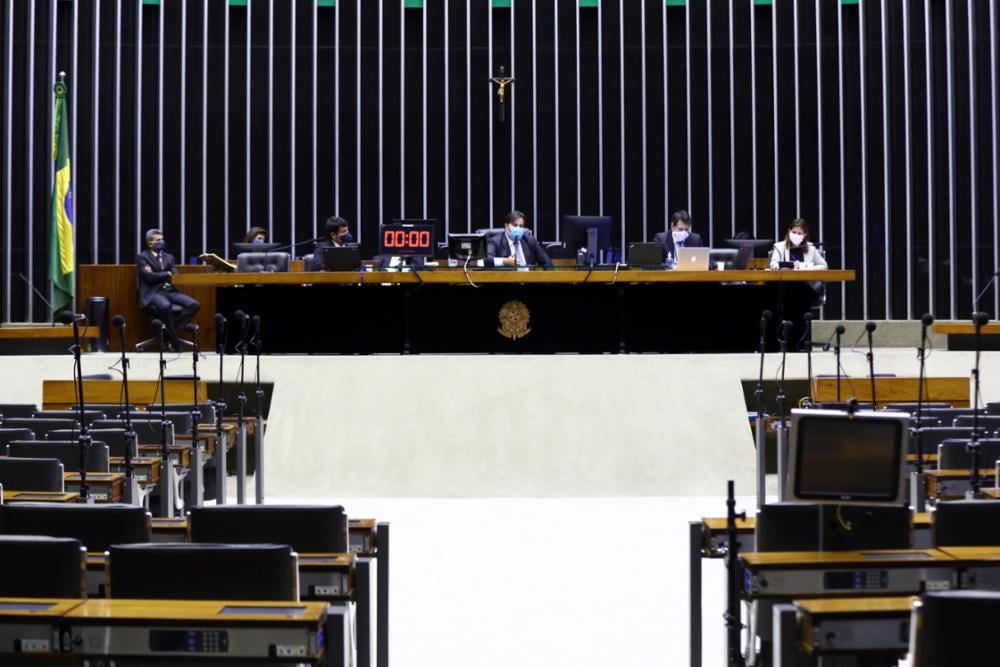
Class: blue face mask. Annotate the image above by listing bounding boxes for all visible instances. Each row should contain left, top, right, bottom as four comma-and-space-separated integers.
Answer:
252, 237, 264, 244
508, 226, 527, 240
340, 231, 354, 244
152, 240, 165, 252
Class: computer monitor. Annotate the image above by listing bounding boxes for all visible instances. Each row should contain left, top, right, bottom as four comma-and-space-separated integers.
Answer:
786, 408, 908, 505
447, 234, 487, 261
560, 216, 613, 263
724, 238, 774, 259
231, 242, 283, 254
380, 220, 436, 257
321, 245, 362, 271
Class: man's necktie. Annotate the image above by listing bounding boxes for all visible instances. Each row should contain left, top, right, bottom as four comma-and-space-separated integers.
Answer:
157, 254, 164, 269
513, 240, 526, 266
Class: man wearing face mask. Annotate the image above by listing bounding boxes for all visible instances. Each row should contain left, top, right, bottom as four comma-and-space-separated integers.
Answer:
137, 228, 201, 350
486, 210, 553, 269
309, 216, 355, 270
653, 210, 704, 263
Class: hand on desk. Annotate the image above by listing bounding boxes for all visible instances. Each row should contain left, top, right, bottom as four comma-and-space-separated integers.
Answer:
503, 256, 517, 267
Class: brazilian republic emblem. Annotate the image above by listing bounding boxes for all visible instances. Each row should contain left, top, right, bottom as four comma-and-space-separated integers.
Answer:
497, 300, 532, 340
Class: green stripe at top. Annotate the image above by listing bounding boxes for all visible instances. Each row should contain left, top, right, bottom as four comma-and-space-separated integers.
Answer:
492, 0, 512, 7
580, 0, 599, 7
665, 0, 685, 6
318, 0, 336, 6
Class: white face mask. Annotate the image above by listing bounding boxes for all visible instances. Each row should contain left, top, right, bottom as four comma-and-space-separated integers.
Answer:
672, 230, 690, 244
789, 232, 805, 246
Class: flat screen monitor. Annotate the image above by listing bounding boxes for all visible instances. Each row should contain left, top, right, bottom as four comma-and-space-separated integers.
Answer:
231, 242, 283, 254
380, 221, 436, 257
447, 234, 487, 261
321, 245, 362, 271
560, 216, 613, 253
786, 408, 908, 505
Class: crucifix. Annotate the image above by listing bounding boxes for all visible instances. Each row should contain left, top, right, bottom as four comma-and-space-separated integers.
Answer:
489, 66, 514, 123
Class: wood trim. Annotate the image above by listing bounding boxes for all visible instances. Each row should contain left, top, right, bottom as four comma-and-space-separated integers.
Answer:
0, 326, 97, 339
42, 379, 208, 410
810, 377, 970, 407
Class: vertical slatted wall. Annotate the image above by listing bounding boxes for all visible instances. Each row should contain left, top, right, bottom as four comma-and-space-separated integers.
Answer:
1, 0, 998, 323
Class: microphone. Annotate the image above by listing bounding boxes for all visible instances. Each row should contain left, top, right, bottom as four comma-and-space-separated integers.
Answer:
58, 311, 86, 325
779, 320, 793, 344
183, 323, 199, 333
821, 324, 847, 352
865, 321, 878, 409
797, 312, 813, 351
865, 321, 877, 333
249, 315, 261, 345
759, 309, 772, 338
922, 313, 934, 327
974, 311, 990, 328
111, 314, 126, 328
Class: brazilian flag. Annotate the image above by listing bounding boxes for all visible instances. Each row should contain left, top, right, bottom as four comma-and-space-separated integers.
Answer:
48, 76, 74, 317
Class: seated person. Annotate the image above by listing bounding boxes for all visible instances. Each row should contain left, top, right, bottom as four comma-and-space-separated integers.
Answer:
137, 229, 200, 350
486, 210, 553, 268
653, 210, 704, 263
309, 216, 354, 270
769, 218, 827, 269
243, 226, 268, 244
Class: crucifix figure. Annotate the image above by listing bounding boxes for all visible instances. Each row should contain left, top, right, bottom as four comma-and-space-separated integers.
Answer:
489, 66, 514, 123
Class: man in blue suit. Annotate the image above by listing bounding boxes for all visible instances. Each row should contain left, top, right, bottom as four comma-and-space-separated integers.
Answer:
652, 210, 704, 262
486, 210, 553, 269
136, 228, 200, 350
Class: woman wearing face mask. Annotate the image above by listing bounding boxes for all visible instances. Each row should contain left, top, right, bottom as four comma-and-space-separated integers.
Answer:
769, 218, 827, 270
653, 210, 704, 264
243, 226, 268, 244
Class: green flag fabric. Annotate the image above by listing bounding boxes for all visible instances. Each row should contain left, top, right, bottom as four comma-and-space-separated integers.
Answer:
48, 77, 74, 318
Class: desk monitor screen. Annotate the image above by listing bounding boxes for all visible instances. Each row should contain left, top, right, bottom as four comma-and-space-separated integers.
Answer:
448, 234, 487, 261
321, 246, 362, 272
560, 216, 613, 253
380, 221, 436, 257
787, 408, 908, 505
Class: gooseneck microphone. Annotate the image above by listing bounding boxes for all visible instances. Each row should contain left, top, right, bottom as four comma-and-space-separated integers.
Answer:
865, 321, 878, 410
834, 324, 846, 401
213, 313, 229, 505
64, 310, 92, 501
776, 320, 793, 502
111, 315, 139, 501
754, 309, 772, 510
799, 313, 815, 405
59, 310, 86, 324
968, 311, 990, 498
914, 314, 934, 474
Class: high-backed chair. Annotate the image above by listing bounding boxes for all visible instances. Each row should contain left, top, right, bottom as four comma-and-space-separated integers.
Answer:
933, 500, 1000, 547
33, 409, 106, 423
107, 543, 298, 601
0, 535, 86, 598
0, 457, 65, 492
236, 251, 291, 273
0, 418, 76, 439
50, 428, 134, 459
0, 427, 35, 449
953, 415, 1000, 430
911, 591, 1000, 667
0, 503, 151, 552
144, 402, 217, 425
0, 404, 39, 419
72, 403, 141, 415
91, 418, 174, 446
937, 438, 1000, 470
189, 505, 348, 553
921, 407, 978, 424
912, 427, 976, 455
8, 441, 110, 473
884, 402, 954, 412
125, 410, 195, 436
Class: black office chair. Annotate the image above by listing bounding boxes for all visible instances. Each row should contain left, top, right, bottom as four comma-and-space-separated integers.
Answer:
0, 457, 65, 492
0, 427, 35, 449
108, 543, 299, 601
189, 505, 348, 553
911, 591, 1000, 666
912, 427, 976, 456
0, 417, 76, 439
0, 503, 152, 552
33, 409, 107, 423
0, 535, 86, 598
884, 402, 954, 412
236, 251, 291, 273
8, 441, 110, 473
932, 500, 1000, 547
0, 403, 39, 419
92, 418, 175, 446
125, 410, 195, 436
136, 303, 194, 352
144, 403, 217, 425
72, 403, 141, 415
937, 438, 1000, 470
953, 415, 1000, 430
921, 407, 978, 424
49, 428, 134, 459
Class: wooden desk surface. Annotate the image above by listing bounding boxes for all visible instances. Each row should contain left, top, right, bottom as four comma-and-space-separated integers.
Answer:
702, 512, 932, 535
297, 553, 355, 569
741, 549, 953, 568
2, 490, 77, 503
64, 472, 124, 483
932, 322, 1000, 335
810, 376, 970, 408
0, 326, 97, 340
983, 488, 1000, 499
938, 546, 1000, 561
173, 267, 855, 287
795, 596, 917, 616
925, 468, 996, 480
0, 598, 85, 618
43, 379, 208, 410
65, 598, 327, 623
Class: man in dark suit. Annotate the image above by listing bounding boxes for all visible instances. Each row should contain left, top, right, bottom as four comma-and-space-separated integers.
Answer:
652, 210, 704, 262
486, 210, 553, 269
137, 229, 200, 350
309, 216, 354, 270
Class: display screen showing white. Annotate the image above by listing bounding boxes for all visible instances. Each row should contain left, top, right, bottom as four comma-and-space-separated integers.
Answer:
789, 410, 907, 504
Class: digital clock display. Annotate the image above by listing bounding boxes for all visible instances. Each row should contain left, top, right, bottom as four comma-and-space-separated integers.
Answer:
379, 223, 436, 257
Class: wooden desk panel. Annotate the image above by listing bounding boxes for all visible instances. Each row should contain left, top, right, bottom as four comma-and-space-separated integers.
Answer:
43, 379, 208, 410
811, 376, 969, 408
0, 326, 96, 339
2, 490, 77, 503
65, 598, 327, 622
932, 322, 1000, 335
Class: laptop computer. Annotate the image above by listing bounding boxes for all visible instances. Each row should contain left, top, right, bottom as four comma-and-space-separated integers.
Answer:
627, 242, 664, 267
674, 247, 711, 271
321, 246, 362, 272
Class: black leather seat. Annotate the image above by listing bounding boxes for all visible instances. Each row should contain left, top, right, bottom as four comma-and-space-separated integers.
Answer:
144, 402, 217, 426
33, 409, 107, 423
933, 500, 1000, 547
108, 543, 298, 601
0, 535, 86, 598
0, 503, 151, 552
8, 440, 110, 473
236, 251, 291, 273
92, 418, 175, 446
49, 428, 134, 459
0, 404, 39, 419
911, 591, 1000, 666
189, 505, 348, 553
0, 457, 65, 492
0, 427, 35, 449
0, 418, 76, 439
937, 438, 1000, 469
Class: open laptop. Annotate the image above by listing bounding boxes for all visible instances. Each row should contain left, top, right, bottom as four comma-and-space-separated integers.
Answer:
321, 246, 362, 271
627, 242, 664, 267
674, 247, 711, 271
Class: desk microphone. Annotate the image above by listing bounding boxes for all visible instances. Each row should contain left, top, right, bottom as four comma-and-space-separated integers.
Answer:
799, 313, 814, 405
865, 321, 878, 409
974, 267, 1000, 309
213, 313, 228, 504
969, 311, 990, 498
233, 310, 250, 352
754, 309, 772, 510
59, 310, 86, 324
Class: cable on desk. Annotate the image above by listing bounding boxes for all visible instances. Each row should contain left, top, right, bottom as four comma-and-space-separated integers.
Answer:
611, 262, 621, 285
462, 255, 480, 289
